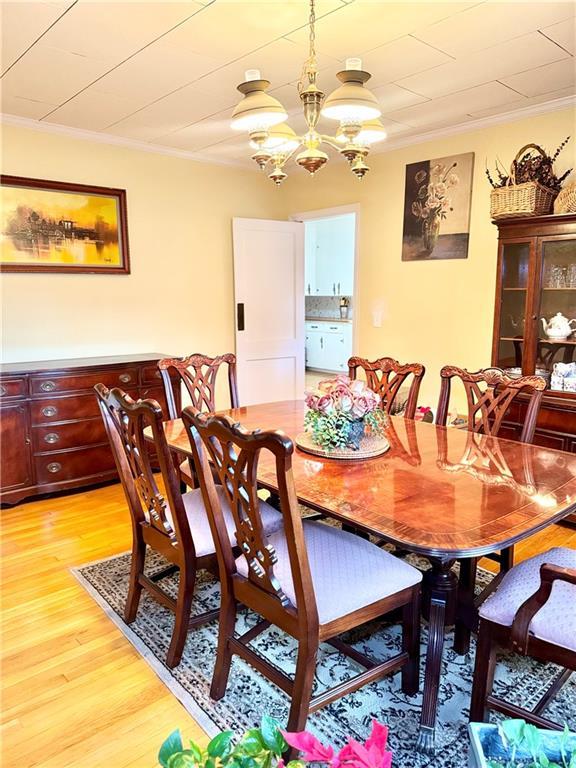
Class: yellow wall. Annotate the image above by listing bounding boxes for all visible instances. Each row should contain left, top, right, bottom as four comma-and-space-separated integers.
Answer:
0, 123, 285, 364
283, 108, 576, 409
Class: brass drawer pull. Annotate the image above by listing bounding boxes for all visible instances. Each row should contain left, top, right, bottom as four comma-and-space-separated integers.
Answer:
0, 384, 6, 396
119, 373, 132, 383
47, 462, 62, 474
44, 432, 60, 444
40, 380, 56, 392
42, 406, 58, 417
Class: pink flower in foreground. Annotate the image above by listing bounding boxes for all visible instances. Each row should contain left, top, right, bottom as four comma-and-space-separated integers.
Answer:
337, 721, 392, 768
281, 731, 334, 762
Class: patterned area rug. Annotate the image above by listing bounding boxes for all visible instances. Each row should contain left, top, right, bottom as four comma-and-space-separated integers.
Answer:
73, 551, 576, 768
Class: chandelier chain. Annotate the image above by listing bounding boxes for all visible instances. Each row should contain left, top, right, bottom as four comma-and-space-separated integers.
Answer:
298, 0, 317, 92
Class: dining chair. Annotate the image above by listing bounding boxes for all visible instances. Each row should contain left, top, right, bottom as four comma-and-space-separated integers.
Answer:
470, 546, 576, 727
181, 406, 422, 735
435, 365, 547, 653
158, 353, 239, 487
95, 384, 283, 669
348, 356, 425, 419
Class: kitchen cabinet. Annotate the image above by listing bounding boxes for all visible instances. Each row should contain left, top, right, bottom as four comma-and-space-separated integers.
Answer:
305, 321, 352, 372
305, 214, 355, 296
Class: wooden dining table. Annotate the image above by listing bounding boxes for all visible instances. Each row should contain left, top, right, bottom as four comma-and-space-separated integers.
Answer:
159, 399, 576, 754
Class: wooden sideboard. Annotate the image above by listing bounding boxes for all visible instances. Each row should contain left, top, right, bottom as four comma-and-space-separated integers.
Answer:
0, 353, 179, 506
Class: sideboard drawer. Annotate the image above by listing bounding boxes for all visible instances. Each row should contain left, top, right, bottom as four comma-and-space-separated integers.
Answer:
30, 390, 139, 424
34, 445, 117, 484
30, 368, 139, 396
30, 393, 100, 424
0, 377, 27, 399
32, 419, 107, 453
141, 365, 164, 384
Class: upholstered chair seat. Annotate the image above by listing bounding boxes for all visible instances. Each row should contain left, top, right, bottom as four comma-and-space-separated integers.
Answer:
479, 546, 576, 651
172, 487, 284, 558
236, 520, 422, 624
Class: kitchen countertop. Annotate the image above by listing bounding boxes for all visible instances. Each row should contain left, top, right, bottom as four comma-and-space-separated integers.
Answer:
305, 317, 352, 324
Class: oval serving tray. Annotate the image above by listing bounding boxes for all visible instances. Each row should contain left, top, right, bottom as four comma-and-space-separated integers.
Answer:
295, 431, 390, 460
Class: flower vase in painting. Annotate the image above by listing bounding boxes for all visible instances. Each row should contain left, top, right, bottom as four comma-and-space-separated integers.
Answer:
401, 152, 474, 261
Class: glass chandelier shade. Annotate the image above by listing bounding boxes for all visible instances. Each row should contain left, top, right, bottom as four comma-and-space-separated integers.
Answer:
321, 67, 381, 123
231, 73, 288, 132
230, 2, 385, 185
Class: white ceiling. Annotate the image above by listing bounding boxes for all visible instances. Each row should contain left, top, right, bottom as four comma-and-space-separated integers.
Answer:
1, 0, 574, 167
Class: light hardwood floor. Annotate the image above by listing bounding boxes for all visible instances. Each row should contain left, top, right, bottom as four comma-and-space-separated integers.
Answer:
2, 481, 575, 767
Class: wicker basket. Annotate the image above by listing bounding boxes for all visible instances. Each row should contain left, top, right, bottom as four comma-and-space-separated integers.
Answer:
490, 144, 557, 220
554, 181, 576, 214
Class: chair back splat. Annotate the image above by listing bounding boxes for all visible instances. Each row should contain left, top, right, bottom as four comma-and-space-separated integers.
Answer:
348, 356, 425, 419
436, 365, 546, 444
158, 353, 239, 420
95, 384, 192, 553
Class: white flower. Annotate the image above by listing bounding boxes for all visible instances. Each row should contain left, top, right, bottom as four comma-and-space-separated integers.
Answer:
447, 173, 459, 187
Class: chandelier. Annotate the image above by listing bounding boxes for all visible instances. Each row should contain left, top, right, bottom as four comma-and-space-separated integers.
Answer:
230, 0, 386, 186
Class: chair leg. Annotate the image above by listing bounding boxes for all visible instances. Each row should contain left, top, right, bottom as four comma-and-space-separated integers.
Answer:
402, 587, 421, 696
125, 536, 145, 624
454, 558, 478, 655
469, 619, 497, 723
500, 546, 514, 573
210, 589, 237, 700
287, 638, 319, 734
166, 565, 196, 669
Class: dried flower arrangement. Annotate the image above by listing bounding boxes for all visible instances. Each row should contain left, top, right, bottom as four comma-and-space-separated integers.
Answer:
486, 137, 572, 192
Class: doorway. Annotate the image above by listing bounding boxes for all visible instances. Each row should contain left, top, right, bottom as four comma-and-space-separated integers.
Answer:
291, 206, 358, 389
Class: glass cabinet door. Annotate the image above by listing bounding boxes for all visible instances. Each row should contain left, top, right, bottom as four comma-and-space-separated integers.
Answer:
496, 242, 530, 371
536, 237, 576, 382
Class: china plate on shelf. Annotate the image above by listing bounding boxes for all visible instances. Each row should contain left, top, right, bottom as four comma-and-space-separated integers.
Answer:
295, 431, 390, 460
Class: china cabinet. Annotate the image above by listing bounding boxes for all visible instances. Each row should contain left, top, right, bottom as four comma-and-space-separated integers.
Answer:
0, 353, 180, 506
492, 214, 576, 459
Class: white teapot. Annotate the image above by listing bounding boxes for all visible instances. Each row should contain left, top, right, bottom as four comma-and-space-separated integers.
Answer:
541, 312, 576, 340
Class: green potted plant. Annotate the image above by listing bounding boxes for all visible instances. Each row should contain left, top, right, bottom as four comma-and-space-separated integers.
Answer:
158, 717, 394, 768
468, 719, 576, 768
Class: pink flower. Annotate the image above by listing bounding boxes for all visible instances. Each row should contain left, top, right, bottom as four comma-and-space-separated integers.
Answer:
351, 395, 370, 419
338, 392, 354, 414
304, 389, 320, 409
317, 394, 335, 415
281, 731, 334, 762
337, 722, 392, 768
349, 379, 365, 396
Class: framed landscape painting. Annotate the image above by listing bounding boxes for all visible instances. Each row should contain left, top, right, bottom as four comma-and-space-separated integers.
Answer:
401, 152, 474, 261
0, 175, 130, 274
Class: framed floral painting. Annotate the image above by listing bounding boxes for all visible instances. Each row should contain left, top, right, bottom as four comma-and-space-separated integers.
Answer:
401, 152, 474, 261
0, 175, 130, 274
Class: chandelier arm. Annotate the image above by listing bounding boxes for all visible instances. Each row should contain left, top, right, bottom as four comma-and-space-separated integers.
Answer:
319, 135, 347, 151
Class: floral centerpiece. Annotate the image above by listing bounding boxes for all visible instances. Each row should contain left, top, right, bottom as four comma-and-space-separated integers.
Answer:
158, 717, 394, 768
304, 375, 387, 452
411, 161, 459, 252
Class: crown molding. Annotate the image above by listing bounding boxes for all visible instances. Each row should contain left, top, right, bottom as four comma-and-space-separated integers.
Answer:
373, 95, 576, 155
2, 94, 574, 170
0, 112, 250, 171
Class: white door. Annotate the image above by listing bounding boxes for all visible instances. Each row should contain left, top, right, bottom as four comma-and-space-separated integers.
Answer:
233, 218, 305, 406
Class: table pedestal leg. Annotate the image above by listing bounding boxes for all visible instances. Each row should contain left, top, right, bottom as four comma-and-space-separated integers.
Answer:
415, 558, 457, 755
